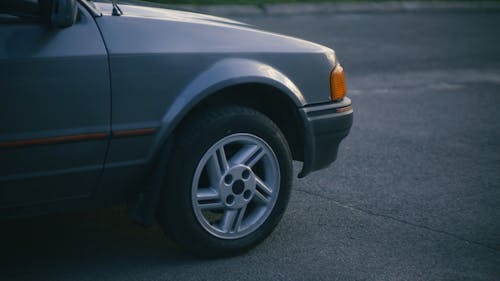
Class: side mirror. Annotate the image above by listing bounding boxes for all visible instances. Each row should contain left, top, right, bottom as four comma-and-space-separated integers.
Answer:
50, 0, 77, 28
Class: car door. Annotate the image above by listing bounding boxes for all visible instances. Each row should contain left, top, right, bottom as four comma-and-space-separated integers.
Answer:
0, 0, 110, 214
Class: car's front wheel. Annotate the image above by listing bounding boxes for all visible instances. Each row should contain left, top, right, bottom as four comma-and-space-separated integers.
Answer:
157, 105, 292, 257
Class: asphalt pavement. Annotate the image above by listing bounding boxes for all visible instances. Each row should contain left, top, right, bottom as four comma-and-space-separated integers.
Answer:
1, 4, 500, 281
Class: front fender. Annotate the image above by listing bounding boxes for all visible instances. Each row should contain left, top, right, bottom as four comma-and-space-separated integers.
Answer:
149, 58, 305, 158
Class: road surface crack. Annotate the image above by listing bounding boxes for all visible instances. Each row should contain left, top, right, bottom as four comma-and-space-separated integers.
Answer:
296, 188, 499, 253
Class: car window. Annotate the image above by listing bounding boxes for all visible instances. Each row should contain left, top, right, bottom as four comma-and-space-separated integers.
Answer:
0, 0, 47, 24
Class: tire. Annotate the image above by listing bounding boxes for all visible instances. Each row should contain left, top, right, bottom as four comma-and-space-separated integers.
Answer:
157, 105, 293, 257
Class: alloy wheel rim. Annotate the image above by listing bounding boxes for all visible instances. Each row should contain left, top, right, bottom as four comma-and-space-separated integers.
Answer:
191, 133, 280, 239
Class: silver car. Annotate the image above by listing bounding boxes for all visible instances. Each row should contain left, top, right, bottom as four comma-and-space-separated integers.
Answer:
0, 0, 353, 257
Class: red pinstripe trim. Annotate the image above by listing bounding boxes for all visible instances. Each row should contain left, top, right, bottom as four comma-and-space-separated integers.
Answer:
112, 128, 157, 138
0, 132, 109, 149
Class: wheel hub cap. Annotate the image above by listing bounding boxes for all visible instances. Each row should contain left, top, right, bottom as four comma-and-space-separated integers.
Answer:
219, 165, 256, 209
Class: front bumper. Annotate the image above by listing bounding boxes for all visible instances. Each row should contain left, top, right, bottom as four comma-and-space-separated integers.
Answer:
298, 98, 353, 178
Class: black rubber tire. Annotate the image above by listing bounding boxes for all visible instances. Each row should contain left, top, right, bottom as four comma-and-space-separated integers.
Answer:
157, 105, 293, 258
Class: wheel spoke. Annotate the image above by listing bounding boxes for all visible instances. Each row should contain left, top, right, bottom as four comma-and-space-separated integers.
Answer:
253, 176, 273, 205
256, 176, 273, 196
196, 188, 219, 201
233, 206, 247, 232
206, 147, 229, 186
220, 210, 237, 232
197, 189, 224, 210
231, 144, 265, 167
198, 200, 225, 210
220, 206, 247, 233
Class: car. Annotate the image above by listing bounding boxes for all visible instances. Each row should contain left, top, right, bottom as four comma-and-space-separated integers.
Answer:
0, 0, 353, 257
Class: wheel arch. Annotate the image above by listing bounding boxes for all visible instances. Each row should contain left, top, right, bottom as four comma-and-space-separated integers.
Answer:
151, 58, 307, 163
176, 83, 306, 162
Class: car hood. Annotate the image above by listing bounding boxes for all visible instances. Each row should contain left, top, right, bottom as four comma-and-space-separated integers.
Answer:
94, 2, 251, 28
92, 2, 333, 55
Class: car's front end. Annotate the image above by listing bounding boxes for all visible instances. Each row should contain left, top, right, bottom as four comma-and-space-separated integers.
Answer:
1, 0, 352, 256
89, 1, 352, 178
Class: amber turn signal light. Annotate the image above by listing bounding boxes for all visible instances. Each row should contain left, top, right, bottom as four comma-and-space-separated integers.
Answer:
330, 64, 347, 101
